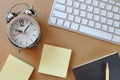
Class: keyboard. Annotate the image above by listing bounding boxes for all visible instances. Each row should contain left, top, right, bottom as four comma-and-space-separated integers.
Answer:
49, 0, 120, 45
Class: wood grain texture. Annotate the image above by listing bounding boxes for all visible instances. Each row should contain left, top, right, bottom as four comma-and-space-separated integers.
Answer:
0, 0, 120, 80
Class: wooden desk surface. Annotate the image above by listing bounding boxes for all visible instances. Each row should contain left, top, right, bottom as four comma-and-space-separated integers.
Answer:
0, 0, 120, 80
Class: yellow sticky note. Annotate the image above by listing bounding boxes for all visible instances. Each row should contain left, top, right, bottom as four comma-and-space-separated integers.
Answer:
0, 55, 34, 80
38, 44, 72, 78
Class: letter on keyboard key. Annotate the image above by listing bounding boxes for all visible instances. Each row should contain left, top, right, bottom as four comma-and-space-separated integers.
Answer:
93, 8, 100, 14
101, 24, 108, 31
100, 17, 107, 23
66, 0, 73, 6
73, 2, 80, 8
100, 10, 107, 16
66, 7, 73, 13
80, 11, 87, 17
107, 19, 113, 25
71, 23, 79, 30
113, 21, 120, 27
52, 11, 67, 19
107, 12, 113, 18
88, 20, 95, 27
95, 22, 101, 29
87, 13, 93, 19
113, 14, 119, 20
64, 21, 70, 28
57, 19, 64, 26
92, 0, 99, 6
79, 25, 112, 40
99, 2, 106, 8
74, 16, 81, 23
106, 4, 112, 10
87, 6, 93, 12
112, 35, 120, 43
68, 14, 74, 21
80, 4, 87, 10
112, 6, 119, 12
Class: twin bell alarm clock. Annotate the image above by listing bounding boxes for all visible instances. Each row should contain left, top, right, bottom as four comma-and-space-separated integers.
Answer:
6, 3, 41, 48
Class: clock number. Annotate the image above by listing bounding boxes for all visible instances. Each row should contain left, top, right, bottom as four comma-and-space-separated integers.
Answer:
19, 19, 24, 27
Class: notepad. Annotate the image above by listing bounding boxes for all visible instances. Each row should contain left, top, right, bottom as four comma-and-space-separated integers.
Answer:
38, 44, 72, 78
0, 55, 34, 80
73, 52, 120, 80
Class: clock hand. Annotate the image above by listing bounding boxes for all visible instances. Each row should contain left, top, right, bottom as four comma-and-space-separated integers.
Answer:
24, 25, 30, 33
15, 29, 23, 33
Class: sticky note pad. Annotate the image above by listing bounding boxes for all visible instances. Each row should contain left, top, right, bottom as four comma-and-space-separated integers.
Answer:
0, 55, 34, 80
38, 44, 72, 78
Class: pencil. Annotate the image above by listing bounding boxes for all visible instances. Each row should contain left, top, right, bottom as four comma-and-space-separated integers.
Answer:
106, 62, 109, 80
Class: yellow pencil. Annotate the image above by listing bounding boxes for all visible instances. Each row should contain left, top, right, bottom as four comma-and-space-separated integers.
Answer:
106, 62, 109, 80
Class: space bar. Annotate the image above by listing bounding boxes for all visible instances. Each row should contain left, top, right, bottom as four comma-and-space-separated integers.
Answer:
79, 25, 112, 40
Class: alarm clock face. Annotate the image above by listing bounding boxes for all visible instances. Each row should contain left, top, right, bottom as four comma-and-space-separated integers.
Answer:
7, 15, 40, 48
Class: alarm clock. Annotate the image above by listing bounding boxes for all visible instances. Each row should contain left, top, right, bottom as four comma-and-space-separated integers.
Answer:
6, 3, 41, 48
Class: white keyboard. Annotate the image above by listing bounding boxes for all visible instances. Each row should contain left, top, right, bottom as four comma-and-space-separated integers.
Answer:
49, 0, 120, 45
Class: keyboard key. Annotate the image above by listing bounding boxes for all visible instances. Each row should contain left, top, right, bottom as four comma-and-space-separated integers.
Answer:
112, 6, 119, 12
49, 17, 57, 24
57, 19, 64, 26
99, 2, 106, 8
71, 22, 79, 30
88, 20, 95, 27
115, 29, 120, 35
68, 14, 74, 21
107, 12, 113, 18
80, 11, 87, 17
73, 1, 80, 8
66, 7, 73, 13
107, 19, 113, 25
81, 18, 88, 25
94, 8, 100, 14
85, 0, 92, 4
108, 26, 115, 33
113, 21, 120, 27
74, 16, 81, 23
53, 10, 67, 19
113, 14, 120, 20
73, 9, 79, 15
87, 5, 93, 12
93, 15, 100, 21
95, 22, 101, 29
86, 13, 93, 19
66, 0, 73, 6
112, 35, 120, 42
92, 0, 99, 6
101, 24, 108, 31
100, 10, 107, 16
109, 0, 115, 4
79, 25, 112, 40
116, 2, 120, 6
80, 4, 87, 10
106, 4, 112, 10
54, 3, 65, 11
63, 20, 71, 28
100, 17, 107, 23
